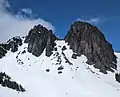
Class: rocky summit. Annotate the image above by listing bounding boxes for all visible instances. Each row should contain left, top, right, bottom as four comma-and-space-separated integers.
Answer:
24, 24, 57, 57
65, 21, 117, 74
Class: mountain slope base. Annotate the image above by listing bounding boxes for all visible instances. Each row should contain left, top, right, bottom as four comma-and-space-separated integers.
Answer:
0, 40, 120, 97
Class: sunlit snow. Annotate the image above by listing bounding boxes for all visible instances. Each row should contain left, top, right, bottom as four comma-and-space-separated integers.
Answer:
0, 40, 120, 97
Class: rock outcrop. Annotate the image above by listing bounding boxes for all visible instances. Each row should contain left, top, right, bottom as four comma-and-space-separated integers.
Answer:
0, 36, 22, 58
24, 24, 57, 57
115, 73, 120, 83
0, 72, 25, 92
65, 21, 117, 74
0, 44, 8, 58
7, 36, 22, 52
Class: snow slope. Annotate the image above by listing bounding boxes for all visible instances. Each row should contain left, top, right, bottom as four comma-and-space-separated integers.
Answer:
0, 40, 120, 97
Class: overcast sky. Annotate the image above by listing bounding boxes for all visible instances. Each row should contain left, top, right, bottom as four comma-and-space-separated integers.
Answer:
0, 0, 120, 51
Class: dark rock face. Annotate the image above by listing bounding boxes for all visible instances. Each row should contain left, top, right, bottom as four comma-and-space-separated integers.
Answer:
62, 46, 67, 51
0, 37, 22, 59
0, 45, 8, 58
54, 47, 57, 51
58, 71, 62, 74
24, 24, 57, 57
72, 54, 77, 59
65, 21, 117, 74
0, 72, 25, 92
7, 36, 22, 52
57, 65, 64, 70
46, 69, 50, 72
115, 73, 120, 83
46, 30, 57, 56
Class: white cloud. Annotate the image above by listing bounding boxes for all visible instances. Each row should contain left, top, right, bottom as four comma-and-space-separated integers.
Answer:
77, 17, 101, 25
0, 0, 55, 43
21, 8, 32, 14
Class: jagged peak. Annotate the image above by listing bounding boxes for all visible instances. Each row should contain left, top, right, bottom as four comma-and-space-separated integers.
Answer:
24, 24, 58, 57
29, 24, 53, 34
65, 21, 117, 74
70, 21, 105, 37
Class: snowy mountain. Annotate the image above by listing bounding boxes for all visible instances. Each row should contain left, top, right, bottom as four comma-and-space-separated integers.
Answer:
0, 21, 120, 97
